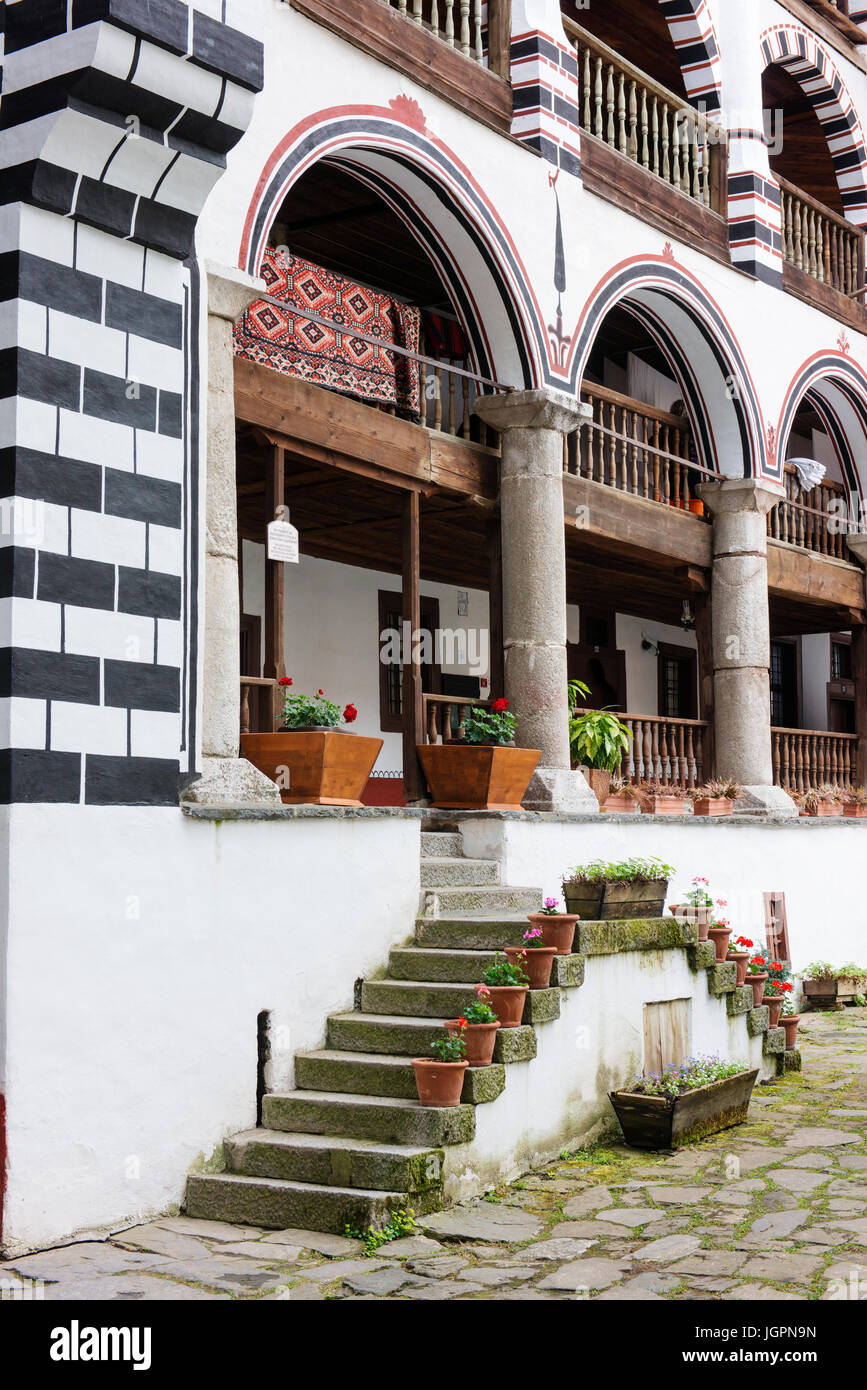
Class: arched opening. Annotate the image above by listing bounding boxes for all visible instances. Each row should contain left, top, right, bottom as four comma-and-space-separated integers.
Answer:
234, 120, 540, 803
560, 0, 721, 109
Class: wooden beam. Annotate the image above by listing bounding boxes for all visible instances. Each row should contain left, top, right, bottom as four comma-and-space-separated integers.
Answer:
563, 474, 712, 569
263, 445, 286, 725
767, 541, 866, 614
402, 491, 424, 804
487, 519, 505, 701
694, 590, 715, 780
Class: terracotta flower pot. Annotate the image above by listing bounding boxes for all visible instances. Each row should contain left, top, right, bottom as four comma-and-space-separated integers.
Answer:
444, 1020, 499, 1067
763, 994, 784, 1027
411, 1058, 468, 1107
843, 803, 867, 818
708, 926, 732, 962
692, 797, 733, 817
669, 903, 712, 941
581, 767, 611, 808
781, 1014, 801, 1048
241, 729, 383, 806
505, 945, 557, 989
802, 800, 842, 817
527, 912, 578, 955
640, 794, 690, 816
727, 950, 750, 987
748, 972, 768, 1008
416, 743, 540, 811
486, 985, 528, 1028
603, 792, 639, 814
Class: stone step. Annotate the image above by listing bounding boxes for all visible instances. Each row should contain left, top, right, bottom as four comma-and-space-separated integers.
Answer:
362, 978, 560, 1024
419, 857, 500, 888
185, 1172, 442, 1236
389, 946, 500, 982
224, 1128, 444, 1193
295, 1049, 505, 1104
420, 831, 463, 858
416, 913, 533, 950
262, 1090, 476, 1146
422, 883, 541, 914
326, 1013, 537, 1064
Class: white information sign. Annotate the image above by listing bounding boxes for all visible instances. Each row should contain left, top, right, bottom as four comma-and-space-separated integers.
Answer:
267, 518, 299, 563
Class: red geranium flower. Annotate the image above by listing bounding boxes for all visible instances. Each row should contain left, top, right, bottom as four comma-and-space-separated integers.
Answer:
492, 697, 509, 712
278, 676, 293, 687
343, 703, 358, 723
457, 1016, 468, 1028
318, 689, 324, 696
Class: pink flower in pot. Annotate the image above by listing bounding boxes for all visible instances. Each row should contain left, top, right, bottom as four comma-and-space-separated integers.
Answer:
707, 917, 733, 963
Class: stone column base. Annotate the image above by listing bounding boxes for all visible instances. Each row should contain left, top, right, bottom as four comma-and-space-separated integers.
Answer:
180, 757, 282, 806
734, 785, 799, 818
523, 768, 599, 814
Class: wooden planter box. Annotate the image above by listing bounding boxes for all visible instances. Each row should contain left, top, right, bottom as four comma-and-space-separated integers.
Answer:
610, 1069, 759, 1150
641, 794, 691, 815
240, 729, 383, 806
803, 976, 865, 1009
692, 797, 733, 817
563, 879, 668, 920
416, 743, 540, 811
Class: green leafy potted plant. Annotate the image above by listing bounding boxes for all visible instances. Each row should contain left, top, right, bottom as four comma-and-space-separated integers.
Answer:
481, 957, 530, 1028
240, 678, 382, 805
416, 697, 540, 811
562, 858, 674, 920
603, 774, 640, 814
746, 953, 769, 1008
505, 926, 557, 989
568, 679, 632, 807
690, 778, 741, 817
527, 896, 579, 955
445, 986, 499, 1067
639, 780, 692, 815
609, 1055, 759, 1149
412, 1031, 468, 1107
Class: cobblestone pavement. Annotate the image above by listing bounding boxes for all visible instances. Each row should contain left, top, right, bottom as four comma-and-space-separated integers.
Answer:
4, 1010, 866, 1302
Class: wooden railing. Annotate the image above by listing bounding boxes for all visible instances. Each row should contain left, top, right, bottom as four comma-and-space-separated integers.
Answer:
567, 383, 718, 513
386, 1, 510, 71
767, 463, 848, 559
416, 326, 499, 448
779, 177, 865, 297
423, 692, 488, 743
614, 713, 709, 789
773, 726, 859, 793
240, 676, 278, 735
563, 16, 725, 212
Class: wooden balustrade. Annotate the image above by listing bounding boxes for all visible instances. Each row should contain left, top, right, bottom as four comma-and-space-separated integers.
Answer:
240, 676, 279, 735
423, 692, 489, 743
387, 0, 485, 63
567, 383, 717, 514
772, 726, 859, 793
563, 16, 725, 212
779, 177, 864, 297
767, 463, 848, 559
614, 713, 708, 789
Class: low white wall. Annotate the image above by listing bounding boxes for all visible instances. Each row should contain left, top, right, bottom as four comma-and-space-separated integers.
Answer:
459, 816, 867, 966
444, 943, 770, 1201
1, 806, 420, 1253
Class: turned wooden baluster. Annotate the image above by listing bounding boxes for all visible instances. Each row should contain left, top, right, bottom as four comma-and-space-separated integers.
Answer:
617, 73, 627, 155
640, 88, 649, 169
582, 48, 592, 129
652, 98, 660, 176
459, 0, 470, 57
445, 0, 454, 45
594, 56, 604, 138
433, 365, 443, 432
628, 80, 638, 161
606, 64, 616, 146
473, 0, 483, 62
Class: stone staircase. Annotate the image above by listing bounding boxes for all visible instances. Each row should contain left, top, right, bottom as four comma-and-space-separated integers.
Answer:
184, 829, 557, 1234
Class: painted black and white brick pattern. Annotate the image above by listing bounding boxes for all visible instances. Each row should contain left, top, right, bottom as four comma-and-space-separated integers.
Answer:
0, 1, 263, 804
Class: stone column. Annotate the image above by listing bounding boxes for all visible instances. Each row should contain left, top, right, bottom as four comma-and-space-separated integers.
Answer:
183, 262, 281, 805
700, 477, 797, 816
474, 388, 597, 812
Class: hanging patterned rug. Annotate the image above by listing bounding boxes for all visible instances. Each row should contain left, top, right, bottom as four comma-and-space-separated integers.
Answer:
234, 247, 422, 416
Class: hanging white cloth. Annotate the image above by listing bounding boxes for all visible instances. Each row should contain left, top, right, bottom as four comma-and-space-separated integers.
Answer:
788, 457, 826, 492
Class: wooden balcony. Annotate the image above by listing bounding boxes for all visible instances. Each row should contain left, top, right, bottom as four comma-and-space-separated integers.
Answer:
773, 726, 859, 792
616, 713, 709, 790
767, 463, 849, 561
562, 15, 729, 263
423, 692, 488, 743
778, 178, 866, 329
289, 0, 512, 134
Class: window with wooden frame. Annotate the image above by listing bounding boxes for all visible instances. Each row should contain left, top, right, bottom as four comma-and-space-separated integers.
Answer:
657, 642, 698, 720
828, 632, 856, 734
770, 639, 798, 728
377, 591, 441, 733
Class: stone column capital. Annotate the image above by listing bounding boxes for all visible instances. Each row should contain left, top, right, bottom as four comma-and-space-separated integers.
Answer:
846, 532, 867, 567
474, 388, 590, 436
699, 476, 785, 518
205, 260, 264, 324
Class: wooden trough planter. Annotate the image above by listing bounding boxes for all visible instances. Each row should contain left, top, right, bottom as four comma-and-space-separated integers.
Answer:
563, 878, 668, 920
416, 743, 540, 811
240, 729, 382, 806
609, 1068, 759, 1150
802, 976, 865, 1010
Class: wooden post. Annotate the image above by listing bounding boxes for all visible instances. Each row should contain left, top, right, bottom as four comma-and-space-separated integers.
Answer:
402, 490, 425, 803
694, 588, 715, 780
487, 0, 511, 78
852, 621, 867, 787
487, 519, 505, 701
264, 444, 286, 727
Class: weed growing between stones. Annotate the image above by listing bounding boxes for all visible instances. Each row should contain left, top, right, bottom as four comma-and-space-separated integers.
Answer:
345, 1207, 417, 1256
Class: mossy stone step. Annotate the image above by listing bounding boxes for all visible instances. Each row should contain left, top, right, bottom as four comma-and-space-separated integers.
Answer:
262, 1090, 476, 1146
295, 1049, 506, 1104
428, 885, 541, 914
361, 978, 560, 1024
326, 1013, 537, 1064
576, 918, 698, 956
420, 831, 463, 858
416, 915, 534, 951
388, 946, 500, 983
224, 1128, 444, 1193
420, 857, 500, 888
184, 1172, 442, 1236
